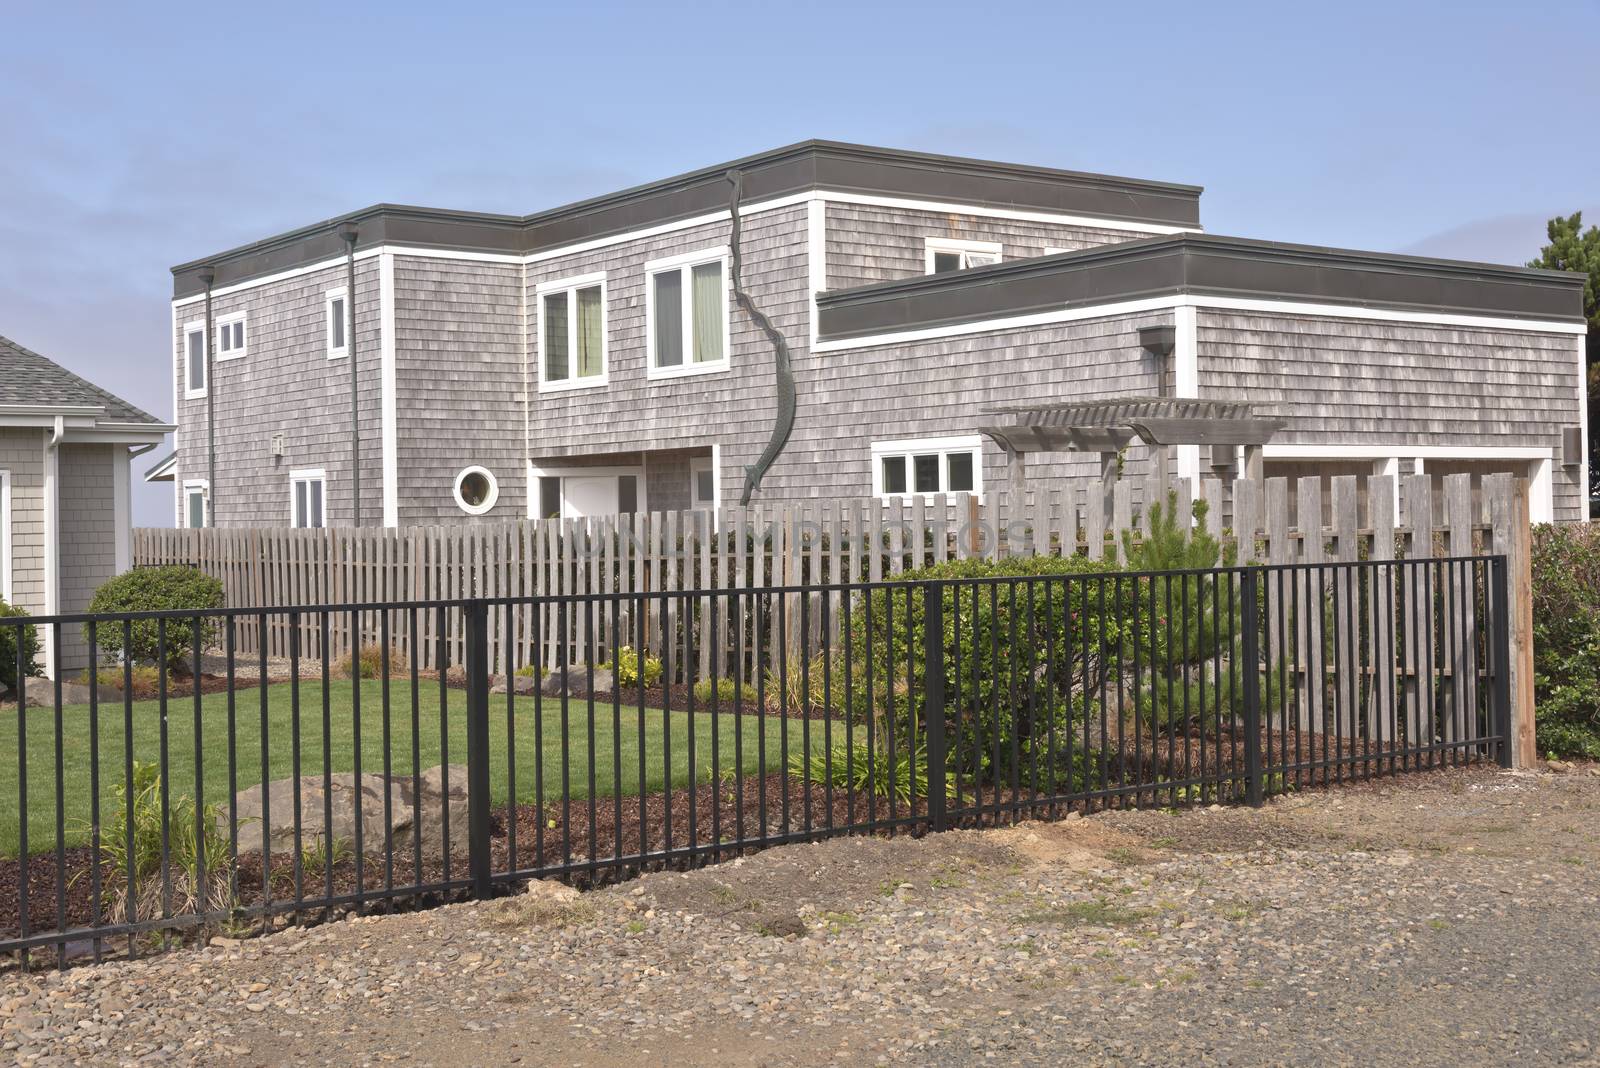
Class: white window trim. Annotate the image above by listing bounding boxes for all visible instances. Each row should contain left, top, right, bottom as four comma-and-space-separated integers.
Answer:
924, 237, 1003, 274
182, 478, 209, 529
0, 469, 11, 604
535, 271, 609, 392
215, 310, 248, 362
325, 288, 349, 360
1043, 246, 1071, 257
452, 465, 500, 515
645, 246, 731, 381
690, 455, 717, 510
527, 462, 648, 518
290, 467, 328, 528
182, 320, 208, 399
870, 435, 984, 500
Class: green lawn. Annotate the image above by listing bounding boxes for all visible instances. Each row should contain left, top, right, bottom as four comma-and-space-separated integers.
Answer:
0, 680, 835, 856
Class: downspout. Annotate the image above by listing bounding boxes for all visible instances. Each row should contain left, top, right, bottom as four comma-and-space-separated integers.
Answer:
725, 169, 796, 505
200, 266, 216, 526
341, 224, 361, 527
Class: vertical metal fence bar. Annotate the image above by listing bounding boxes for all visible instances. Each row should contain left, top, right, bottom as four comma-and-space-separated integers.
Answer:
349, 608, 363, 907
924, 583, 947, 833
1241, 569, 1263, 806
191, 616, 206, 932
320, 612, 333, 908
380, 610, 394, 894
53, 623, 64, 966
88, 621, 102, 962
123, 620, 135, 961
16, 626, 28, 971
156, 618, 171, 947
463, 599, 492, 900
585, 599, 598, 872
410, 607, 423, 887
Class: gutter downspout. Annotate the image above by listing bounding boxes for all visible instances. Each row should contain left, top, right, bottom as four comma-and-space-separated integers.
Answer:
341, 224, 361, 527
200, 266, 216, 526
725, 169, 796, 505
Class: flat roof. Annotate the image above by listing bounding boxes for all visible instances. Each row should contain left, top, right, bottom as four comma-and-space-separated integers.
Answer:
815, 233, 1587, 341
171, 141, 1203, 298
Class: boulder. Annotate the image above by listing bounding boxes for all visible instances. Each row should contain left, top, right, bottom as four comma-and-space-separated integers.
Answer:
229, 763, 468, 859
490, 673, 541, 696
538, 666, 615, 697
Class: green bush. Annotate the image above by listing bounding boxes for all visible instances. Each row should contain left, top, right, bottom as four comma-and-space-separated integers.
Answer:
91, 761, 233, 922
789, 740, 957, 805
848, 553, 1121, 790
1531, 523, 1600, 758
764, 651, 847, 715
614, 646, 662, 689
692, 676, 759, 706
88, 567, 225, 674
334, 643, 406, 680
0, 599, 40, 691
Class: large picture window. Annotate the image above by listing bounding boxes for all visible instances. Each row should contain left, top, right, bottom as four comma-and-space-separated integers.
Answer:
538, 273, 607, 390
646, 248, 729, 379
871, 436, 983, 500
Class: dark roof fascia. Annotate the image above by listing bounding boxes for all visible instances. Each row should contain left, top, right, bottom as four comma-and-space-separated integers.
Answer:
814, 234, 1588, 342
171, 141, 1204, 299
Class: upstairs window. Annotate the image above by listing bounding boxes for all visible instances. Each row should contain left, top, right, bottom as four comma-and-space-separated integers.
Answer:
216, 313, 247, 361
183, 321, 207, 397
872, 436, 982, 500
647, 248, 728, 379
538, 273, 607, 389
291, 469, 327, 528
326, 289, 348, 359
925, 238, 1002, 274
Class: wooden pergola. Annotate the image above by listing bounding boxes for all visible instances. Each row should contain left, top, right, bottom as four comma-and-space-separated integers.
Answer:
979, 397, 1285, 507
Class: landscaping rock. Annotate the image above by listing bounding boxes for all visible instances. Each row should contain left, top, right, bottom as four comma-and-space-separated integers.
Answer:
55, 679, 126, 706
490, 673, 540, 696
538, 666, 614, 696
229, 763, 468, 858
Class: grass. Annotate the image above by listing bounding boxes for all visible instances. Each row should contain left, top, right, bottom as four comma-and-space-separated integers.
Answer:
0, 678, 828, 856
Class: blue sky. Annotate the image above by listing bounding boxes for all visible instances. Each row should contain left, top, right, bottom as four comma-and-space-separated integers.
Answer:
2, 0, 1595, 525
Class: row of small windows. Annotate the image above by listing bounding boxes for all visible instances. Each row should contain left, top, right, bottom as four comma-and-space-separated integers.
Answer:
183, 289, 350, 397
182, 469, 326, 529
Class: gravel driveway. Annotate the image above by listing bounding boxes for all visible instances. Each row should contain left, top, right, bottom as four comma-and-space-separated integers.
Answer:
4, 765, 1598, 1067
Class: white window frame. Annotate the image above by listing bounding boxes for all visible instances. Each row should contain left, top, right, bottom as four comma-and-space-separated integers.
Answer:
924, 238, 1003, 274
325, 288, 349, 360
870, 435, 984, 500
0, 469, 11, 604
527, 463, 648, 519
452, 465, 500, 515
645, 246, 731, 381
1043, 246, 1071, 257
215, 310, 248, 362
182, 319, 207, 399
535, 271, 609, 392
290, 468, 328, 529
182, 479, 209, 529
689, 455, 717, 510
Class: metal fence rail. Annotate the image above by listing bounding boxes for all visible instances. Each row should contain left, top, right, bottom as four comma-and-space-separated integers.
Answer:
0, 555, 1509, 967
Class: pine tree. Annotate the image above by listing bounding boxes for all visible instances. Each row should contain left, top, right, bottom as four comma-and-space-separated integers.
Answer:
1529, 213, 1600, 496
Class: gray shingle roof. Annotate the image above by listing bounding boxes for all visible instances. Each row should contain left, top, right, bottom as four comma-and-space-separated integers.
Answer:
0, 334, 164, 425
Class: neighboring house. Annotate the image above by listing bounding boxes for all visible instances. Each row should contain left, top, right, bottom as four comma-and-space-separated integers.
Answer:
149, 141, 1589, 529
0, 336, 173, 676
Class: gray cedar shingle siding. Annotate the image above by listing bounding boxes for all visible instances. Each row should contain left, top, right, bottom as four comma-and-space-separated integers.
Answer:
823, 202, 1161, 291
57, 443, 118, 670
392, 257, 525, 524
0, 428, 45, 614
173, 259, 384, 527
1195, 309, 1585, 519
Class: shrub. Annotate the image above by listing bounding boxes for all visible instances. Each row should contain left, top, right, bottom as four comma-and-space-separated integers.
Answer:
1531, 522, 1600, 758
0, 599, 39, 692
334, 643, 407, 680
78, 664, 163, 696
764, 651, 847, 715
88, 567, 225, 674
692, 676, 759, 706
92, 761, 233, 922
614, 646, 662, 689
789, 741, 955, 805
847, 553, 1120, 789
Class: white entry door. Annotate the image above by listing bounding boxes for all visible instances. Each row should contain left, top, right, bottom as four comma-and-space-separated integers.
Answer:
561, 475, 620, 518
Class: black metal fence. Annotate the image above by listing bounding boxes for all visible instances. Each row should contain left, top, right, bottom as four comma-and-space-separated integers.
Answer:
0, 554, 1509, 967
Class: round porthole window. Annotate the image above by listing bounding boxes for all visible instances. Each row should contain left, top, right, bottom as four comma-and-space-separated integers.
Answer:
453, 466, 498, 515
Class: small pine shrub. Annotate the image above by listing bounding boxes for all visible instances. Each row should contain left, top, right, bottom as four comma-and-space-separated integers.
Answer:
692, 676, 759, 706
0, 598, 40, 691
88, 567, 224, 674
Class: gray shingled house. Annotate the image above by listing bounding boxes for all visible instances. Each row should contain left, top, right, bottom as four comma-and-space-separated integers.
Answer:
149, 141, 1589, 530
1, 336, 173, 676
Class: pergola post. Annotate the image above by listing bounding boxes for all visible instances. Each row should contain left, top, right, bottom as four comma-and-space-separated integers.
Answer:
1099, 450, 1117, 521
1007, 446, 1027, 512
1242, 444, 1264, 482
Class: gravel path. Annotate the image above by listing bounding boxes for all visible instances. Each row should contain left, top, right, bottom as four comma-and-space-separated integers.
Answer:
4, 765, 1598, 1067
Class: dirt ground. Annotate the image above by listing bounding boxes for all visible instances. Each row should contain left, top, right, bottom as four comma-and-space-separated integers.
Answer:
4, 763, 1599, 1067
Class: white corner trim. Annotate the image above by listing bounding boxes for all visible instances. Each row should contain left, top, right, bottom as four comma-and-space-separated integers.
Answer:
1173, 304, 1201, 488
379, 253, 399, 528
113, 452, 131, 574
170, 301, 180, 527
807, 199, 826, 351
41, 434, 58, 675
0, 468, 11, 604
1578, 334, 1591, 516
1530, 457, 1555, 523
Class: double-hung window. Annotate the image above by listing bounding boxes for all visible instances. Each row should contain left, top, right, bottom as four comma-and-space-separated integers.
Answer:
215, 312, 247, 361
872, 436, 983, 499
326, 289, 349, 359
646, 247, 729, 379
291, 469, 327, 528
183, 320, 207, 397
925, 238, 1002, 274
538, 273, 607, 390
690, 456, 716, 510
